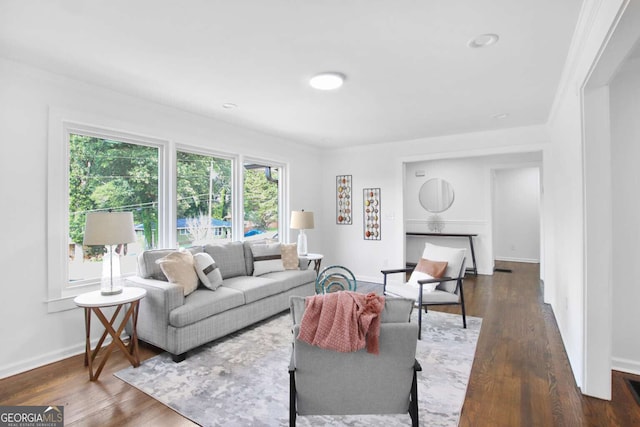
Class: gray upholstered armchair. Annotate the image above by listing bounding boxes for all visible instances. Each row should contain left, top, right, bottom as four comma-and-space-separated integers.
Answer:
288, 295, 421, 426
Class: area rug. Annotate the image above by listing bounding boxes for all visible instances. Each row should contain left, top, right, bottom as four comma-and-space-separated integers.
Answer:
115, 310, 481, 426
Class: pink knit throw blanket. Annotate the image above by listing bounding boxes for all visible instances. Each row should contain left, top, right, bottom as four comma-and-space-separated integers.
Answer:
298, 291, 386, 354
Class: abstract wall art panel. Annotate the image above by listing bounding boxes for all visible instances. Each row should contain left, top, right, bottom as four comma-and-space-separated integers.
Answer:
336, 175, 352, 225
363, 187, 381, 240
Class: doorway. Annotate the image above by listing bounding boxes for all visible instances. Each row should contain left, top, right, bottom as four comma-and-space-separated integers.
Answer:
491, 167, 541, 273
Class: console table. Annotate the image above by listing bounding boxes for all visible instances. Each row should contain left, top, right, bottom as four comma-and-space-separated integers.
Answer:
406, 232, 478, 276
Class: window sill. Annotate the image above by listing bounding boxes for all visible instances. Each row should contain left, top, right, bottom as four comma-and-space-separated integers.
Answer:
47, 296, 80, 313
47, 282, 102, 313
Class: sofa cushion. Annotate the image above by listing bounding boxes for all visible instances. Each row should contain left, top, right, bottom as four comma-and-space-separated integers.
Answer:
156, 250, 199, 296
259, 269, 316, 292
169, 287, 245, 328
243, 241, 258, 276
137, 247, 203, 281
251, 242, 285, 276
243, 239, 275, 275
193, 252, 223, 291
203, 242, 246, 279
221, 276, 282, 304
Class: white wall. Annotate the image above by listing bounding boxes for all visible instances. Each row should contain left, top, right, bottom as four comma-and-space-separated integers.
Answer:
403, 154, 541, 275
405, 158, 492, 274
319, 126, 549, 283
610, 55, 640, 374
493, 167, 540, 263
0, 57, 323, 378
546, 0, 637, 399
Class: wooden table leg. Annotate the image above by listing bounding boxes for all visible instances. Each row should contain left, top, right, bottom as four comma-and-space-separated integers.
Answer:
87, 302, 140, 381
129, 300, 141, 366
83, 308, 91, 368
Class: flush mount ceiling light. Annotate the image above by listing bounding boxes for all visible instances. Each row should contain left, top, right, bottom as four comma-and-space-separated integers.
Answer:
492, 113, 509, 119
468, 33, 499, 48
309, 72, 346, 90
222, 103, 237, 109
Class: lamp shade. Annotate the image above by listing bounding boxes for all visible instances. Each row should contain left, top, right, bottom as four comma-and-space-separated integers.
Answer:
290, 210, 314, 230
83, 211, 137, 246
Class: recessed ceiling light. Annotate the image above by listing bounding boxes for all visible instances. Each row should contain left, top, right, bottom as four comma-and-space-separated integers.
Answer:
222, 103, 237, 109
309, 72, 346, 90
468, 33, 499, 48
493, 113, 509, 119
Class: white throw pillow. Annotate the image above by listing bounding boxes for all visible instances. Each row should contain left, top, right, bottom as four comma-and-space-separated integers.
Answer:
407, 270, 439, 292
251, 242, 285, 276
193, 252, 223, 291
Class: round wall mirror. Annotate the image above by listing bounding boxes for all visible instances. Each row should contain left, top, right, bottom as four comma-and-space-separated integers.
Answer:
419, 178, 455, 213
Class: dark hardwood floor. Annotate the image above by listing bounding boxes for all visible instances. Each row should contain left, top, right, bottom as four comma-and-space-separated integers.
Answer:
1, 261, 639, 426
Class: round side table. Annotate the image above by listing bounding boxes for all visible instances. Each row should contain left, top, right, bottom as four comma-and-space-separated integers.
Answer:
303, 253, 324, 275
74, 287, 146, 381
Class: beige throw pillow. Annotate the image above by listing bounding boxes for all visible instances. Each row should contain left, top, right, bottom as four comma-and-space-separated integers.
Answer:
156, 250, 199, 296
281, 243, 299, 270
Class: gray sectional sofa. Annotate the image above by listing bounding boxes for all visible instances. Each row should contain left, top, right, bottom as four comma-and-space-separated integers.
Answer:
125, 241, 316, 362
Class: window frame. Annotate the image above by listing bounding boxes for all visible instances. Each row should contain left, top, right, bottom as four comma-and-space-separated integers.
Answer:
47, 112, 168, 312
174, 144, 238, 246
47, 112, 290, 313
241, 155, 289, 244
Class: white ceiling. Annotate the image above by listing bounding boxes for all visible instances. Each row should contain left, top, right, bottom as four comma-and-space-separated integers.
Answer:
0, 0, 582, 148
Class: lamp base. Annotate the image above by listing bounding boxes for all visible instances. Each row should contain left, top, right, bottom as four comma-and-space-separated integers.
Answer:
297, 230, 308, 256
101, 247, 123, 295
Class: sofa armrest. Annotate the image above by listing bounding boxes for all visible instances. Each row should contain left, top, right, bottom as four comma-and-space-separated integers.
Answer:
125, 276, 185, 309
125, 276, 185, 349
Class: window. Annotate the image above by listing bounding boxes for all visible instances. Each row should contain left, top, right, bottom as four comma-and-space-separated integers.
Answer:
243, 161, 282, 241
67, 133, 159, 285
176, 150, 233, 247
48, 113, 288, 312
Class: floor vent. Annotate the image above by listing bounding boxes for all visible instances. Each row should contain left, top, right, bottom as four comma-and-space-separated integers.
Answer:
626, 378, 640, 405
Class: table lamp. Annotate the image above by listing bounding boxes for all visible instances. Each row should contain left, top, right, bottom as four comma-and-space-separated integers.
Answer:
83, 211, 137, 295
290, 210, 314, 256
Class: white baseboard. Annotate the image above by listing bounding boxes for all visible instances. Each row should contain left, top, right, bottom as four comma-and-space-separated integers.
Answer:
612, 356, 640, 376
356, 275, 383, 285
494, 256, 539, 264
0, 343, 86, 380
0, 334, 128, 380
